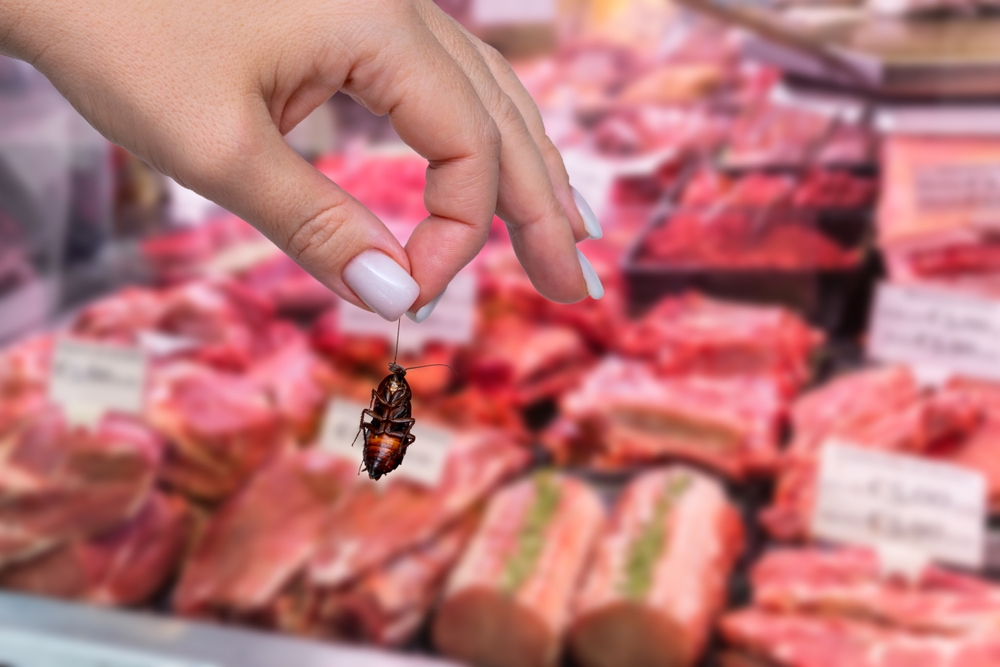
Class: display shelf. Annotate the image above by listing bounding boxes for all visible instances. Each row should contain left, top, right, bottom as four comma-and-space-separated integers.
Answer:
0, 593, 454, 667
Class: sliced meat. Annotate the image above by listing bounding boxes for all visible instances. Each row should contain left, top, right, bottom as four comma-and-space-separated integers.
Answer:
174, 449, 356, 617
0, 492, 192, 605
751, 548, 1000, 636
554, 358, 784, 478
570, 467, 744, 667
312, 514, 479, 646
0, 408, 162, 568
147, 362, 289, 502
433, 473, 605, 667
617, 293, 822, 396
721, 608, 1000, 667
309, 430, 530, 588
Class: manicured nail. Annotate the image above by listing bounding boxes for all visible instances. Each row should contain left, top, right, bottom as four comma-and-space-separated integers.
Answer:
576, 248, 604, 300
342, 249, 419, 321
406, 288, 446, 323
572, 186, 603, 240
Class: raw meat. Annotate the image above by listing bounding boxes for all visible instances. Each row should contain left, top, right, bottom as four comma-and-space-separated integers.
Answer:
237, 253, 336, 317
433, 473, 605, 667
174, 449, 357, 618
245, 333, 334, 443
750, 548, 1000, 636
0, 408, 163, 568
618, 293, 822, 396
464, 316, 594, 407
147, 362, 289, 502
309, 430, 531, 587
721, 608, 1000, 667
792, 170, 878, 210
0, 492, 192, 605
569, 467, 744, 667
72, 279, 280, 372
639, 208, 860, 270
723, 104, 832, 170
177, 430, 528, 639
310, 514, 478, 646
763, 369, 985, 540
551, 358, 785, 478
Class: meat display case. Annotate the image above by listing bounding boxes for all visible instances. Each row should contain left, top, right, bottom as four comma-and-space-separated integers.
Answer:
0, 592, 454, 667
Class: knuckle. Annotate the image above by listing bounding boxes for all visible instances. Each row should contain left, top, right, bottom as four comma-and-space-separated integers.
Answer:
282, 196, 356, 269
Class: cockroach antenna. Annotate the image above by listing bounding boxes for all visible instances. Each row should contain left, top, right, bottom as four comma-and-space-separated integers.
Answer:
404, 363, 460, 377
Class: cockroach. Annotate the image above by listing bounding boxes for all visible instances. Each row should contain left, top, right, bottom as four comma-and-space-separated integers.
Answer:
353, 321, 456, 480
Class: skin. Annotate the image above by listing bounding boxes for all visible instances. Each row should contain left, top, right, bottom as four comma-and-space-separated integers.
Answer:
0, 0, 591, 311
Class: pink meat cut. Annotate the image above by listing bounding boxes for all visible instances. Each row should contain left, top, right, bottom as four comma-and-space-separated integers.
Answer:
72, 279, 281, 372
762, 368, 984, 541
553, 357, 784, 478
570, 467, 744, 667
721, 608, 1000, 667
177, 431, 528, 644
751, 548, 1000, 636
617, 293, 822, 396
308, 430, 531, 587
174, 449, 357, 618
0, 407, 163, 568
147, 361, 289, 502
312, 514, 478, 646
0, 492, 192, 605
433, 473, 605, 667
244, 333, 334, 443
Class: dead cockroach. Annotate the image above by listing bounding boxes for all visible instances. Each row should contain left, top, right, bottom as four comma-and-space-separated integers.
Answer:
353, 321, 457, 480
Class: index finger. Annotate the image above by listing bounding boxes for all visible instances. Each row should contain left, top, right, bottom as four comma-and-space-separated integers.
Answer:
344, 12, 500, 311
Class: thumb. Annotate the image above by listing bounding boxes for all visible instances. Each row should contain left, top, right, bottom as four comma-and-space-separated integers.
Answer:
189, 121, 419, 321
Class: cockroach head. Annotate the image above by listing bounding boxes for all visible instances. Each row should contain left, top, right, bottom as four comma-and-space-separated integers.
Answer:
388, 362, 406, 376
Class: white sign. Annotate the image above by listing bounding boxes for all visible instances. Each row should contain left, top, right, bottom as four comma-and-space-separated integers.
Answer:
472, 0, 556, 25
48, 338, 148, 426
319, 397, 453, 487
0, 627, 217, 667
338, 268, 476, 353
812, 441, 986, 570
868, 282, 1000, 385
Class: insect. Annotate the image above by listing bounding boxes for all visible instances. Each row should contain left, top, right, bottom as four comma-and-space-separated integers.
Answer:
354, 321, 456, 480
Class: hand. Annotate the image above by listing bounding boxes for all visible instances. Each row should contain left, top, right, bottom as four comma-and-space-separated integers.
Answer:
0, 0, 604, 321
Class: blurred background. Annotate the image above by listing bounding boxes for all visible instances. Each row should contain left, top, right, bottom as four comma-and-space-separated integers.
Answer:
4, 0, 1000, 665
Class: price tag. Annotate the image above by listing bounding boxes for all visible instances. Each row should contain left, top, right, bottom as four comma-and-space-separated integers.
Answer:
48, 338, 148, 427
472, 0, 556, 25
561, 149, 619, 220
868, 282, 1000, 385
338, 268, 476, 353
0, 627, 217, 667
319, 397, 453, 487
811, 441, 986, 570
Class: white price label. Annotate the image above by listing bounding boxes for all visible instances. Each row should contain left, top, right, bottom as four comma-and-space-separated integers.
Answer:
561, 149, 619, 220
338, 269, 476, 352
48, 338, 148, 426
206, 239, 280, 274
812, 441, 986, 570
0, 628, 217, 667
868, 282, 1000, 384
472, 0, 556, 25
319, 397, 453, 487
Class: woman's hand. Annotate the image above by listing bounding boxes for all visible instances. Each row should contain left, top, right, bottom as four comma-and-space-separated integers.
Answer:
0, 0, 604, 320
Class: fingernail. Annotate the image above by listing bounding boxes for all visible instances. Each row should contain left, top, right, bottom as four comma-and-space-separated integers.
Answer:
572, 187, 603, 240
342, 249, 420, 321
576, 248, 604, 300
406, 288, 446, 323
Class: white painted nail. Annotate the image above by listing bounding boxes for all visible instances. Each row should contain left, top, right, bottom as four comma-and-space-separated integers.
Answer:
572, 186, 603, 240
342, 249, 419, 321
576, 248, 604, 300
406, 287, 446, 323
